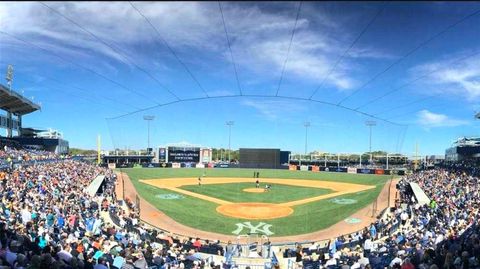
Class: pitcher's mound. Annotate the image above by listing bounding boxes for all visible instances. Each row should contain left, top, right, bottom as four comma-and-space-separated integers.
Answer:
243, 188, 265, 193
216, 203, 293, 219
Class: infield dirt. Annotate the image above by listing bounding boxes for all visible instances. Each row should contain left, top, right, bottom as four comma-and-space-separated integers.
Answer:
243, 188, 266, 193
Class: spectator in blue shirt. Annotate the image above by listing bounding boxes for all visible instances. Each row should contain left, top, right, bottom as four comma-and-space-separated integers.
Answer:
46, 211, 55, 227
85, 215, 95, 232
369, 223, 377, 239
56, 214, 65, 228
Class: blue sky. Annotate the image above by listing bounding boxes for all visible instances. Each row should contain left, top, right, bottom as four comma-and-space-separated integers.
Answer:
0, 2, 479, 155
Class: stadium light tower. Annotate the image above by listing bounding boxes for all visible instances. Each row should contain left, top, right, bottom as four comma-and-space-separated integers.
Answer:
365, 120, 376, 164
304, 122, 310, 159
5, 65, 14, 138
6, 65, 13, 91
143, 115, 155, 154
226, 121, 234, 162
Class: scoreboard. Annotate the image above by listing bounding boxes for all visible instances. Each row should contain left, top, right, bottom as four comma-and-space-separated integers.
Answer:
167, 146, 200, 163
239, 148, 281, 169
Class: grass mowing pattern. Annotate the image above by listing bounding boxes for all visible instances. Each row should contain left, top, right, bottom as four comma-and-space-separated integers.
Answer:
123, 168, 391, 236
180, 182, 333, 203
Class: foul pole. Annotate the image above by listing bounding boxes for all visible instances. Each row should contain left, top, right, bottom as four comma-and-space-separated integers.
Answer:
97, 134, 101, 165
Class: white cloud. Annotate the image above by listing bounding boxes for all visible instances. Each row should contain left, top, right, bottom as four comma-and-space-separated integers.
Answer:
0, 2, 393, 92
410, 52, 480, 101
0, 2, 219, 68
416, 109, 468, 128
347, 47, 397, 60
242, 99, 306, 120
207, 89, 236, 97
221, 6, 359, 91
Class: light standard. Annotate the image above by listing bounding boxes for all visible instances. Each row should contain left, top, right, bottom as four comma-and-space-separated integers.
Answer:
386, 153, 389, 170
365, 120, 376, 164
226, 121, 234, 162
5, 65, 13, 138
304, 122, 310, 160
143, 115, 155, 154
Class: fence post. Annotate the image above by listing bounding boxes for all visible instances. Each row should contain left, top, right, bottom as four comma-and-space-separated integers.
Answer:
136, 194, 140, 215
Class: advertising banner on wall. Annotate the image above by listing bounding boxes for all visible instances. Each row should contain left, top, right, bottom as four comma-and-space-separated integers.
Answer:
289, 164, 297, 171
347, 167, 357, 174
311, 166, 320, 172
300, 165, 308, 171
201, 149, 212, 163
172, 163, 181, 168
196, 163, 205, 168
158, 148, 166, 163
108, 163, 116, 169
357, 168, 374, 174
375, 169, 385, 175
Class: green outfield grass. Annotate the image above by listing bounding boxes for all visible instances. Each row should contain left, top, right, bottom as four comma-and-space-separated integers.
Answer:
123, 168, 392, 237
180, 182, 333, 203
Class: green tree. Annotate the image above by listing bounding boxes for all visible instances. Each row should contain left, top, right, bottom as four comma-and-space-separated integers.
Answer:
211, 148, 239, 162
69, 148, 97, 156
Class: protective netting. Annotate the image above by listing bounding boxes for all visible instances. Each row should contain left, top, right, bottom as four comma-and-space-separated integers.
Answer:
106, 96, 408, 238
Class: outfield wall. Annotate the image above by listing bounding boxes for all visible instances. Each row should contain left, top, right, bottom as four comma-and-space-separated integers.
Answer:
115, 162, 406, 175
281, 164, 404, 175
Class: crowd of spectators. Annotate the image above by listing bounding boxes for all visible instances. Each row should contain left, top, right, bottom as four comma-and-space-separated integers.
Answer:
1, 146, 480, 269
291, 166, 480, 269
0, 148, 227, 269
0, 146, 59, 167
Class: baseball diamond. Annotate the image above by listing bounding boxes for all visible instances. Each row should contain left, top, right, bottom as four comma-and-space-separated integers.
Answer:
123, 168, 393, 237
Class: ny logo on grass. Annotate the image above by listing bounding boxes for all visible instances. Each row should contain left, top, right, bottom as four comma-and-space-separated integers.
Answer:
232, 222, 274, 236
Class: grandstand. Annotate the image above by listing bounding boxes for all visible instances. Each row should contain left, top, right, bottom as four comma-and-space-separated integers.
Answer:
445, 136, 480, 162
1, 82, 69, 154
0, 83, 40, 138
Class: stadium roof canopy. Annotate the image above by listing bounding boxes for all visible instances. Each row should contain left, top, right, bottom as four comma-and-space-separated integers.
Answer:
0, 84, 41, 115
20, 127, 48, 137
